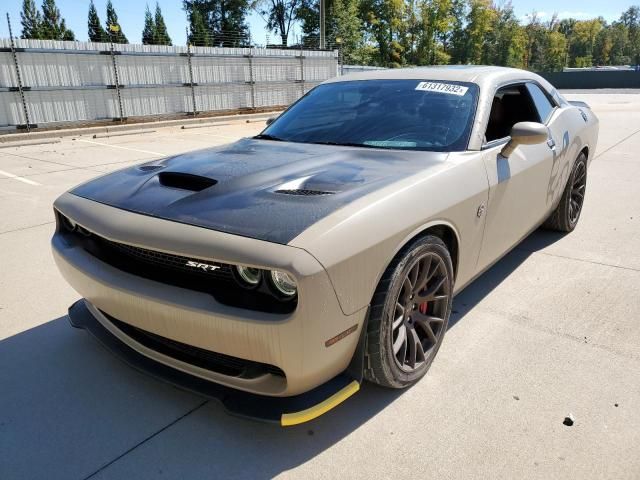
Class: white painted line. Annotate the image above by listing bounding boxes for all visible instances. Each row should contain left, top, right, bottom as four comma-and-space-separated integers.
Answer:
0, 169, 42, 186
76, 139, 165, 157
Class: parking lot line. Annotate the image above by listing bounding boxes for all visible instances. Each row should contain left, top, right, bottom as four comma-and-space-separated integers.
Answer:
76, 139, 165, 157
0, 169, 41, 186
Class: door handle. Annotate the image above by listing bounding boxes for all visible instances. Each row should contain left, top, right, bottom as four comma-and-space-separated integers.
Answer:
547, 138, 556, 150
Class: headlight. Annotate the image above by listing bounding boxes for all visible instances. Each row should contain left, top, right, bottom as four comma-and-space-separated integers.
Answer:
236, 265, 261, 286
270, 270, 297, 297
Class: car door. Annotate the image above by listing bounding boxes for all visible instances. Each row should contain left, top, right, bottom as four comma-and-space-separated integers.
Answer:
476, 82, 560, 272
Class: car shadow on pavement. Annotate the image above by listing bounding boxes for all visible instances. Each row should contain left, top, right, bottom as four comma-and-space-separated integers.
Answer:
0, 229, 565, 479
448, 229, 565, 329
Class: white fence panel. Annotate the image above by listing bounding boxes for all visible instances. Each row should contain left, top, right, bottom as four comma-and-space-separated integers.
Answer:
0, 39, 338, 128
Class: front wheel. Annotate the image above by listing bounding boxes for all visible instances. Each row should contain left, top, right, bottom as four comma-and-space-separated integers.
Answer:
364, 235, 453, 389
544, 152, 588, 232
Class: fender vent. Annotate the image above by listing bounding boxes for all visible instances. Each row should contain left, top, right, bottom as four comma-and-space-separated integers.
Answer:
275, 189, 334, 196
158, 172, 217, 191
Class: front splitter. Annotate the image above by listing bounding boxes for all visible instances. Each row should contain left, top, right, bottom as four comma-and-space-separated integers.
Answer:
67, 299, 361, 426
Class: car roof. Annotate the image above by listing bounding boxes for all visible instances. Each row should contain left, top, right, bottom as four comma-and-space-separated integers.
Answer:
323, 65, 547, 90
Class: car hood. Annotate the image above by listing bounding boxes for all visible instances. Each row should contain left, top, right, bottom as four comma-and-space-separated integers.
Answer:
71, 138, 448, 244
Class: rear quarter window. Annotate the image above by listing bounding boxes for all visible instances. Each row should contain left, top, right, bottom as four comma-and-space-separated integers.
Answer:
526, 83, 555, 123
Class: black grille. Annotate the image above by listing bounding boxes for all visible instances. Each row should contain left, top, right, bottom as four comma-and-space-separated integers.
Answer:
56, 211, 296, 314
105, 312, 285, 379
105, 239, 234, 282
274, 189, 334, 196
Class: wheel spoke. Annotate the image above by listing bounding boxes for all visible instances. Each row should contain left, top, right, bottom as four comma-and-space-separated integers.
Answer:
417, 275, 447, 302
413, 256, 432, 293
393, 325, 407, 355
415, 316, 438, 345
408, 263, 419, 292
401, 277, 412, 303
410, 328, 425, 365
393, 303, 405, 329
407, 328, 417, 368
426, 258, 440, 283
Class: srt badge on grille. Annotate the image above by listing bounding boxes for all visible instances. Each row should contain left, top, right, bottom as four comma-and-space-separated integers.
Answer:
185, 260, 220, 272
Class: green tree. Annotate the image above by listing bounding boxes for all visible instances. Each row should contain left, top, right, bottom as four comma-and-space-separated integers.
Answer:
484, 1, 524, 67
142, 4, 155, 44
540, 30, 567, 71
20, 0, 43, 39
88, 0, 109, 42
609, 22, 630, 64
296, 0, 321, 47
106, 0, 129, 43
329, 0, 362, 62
187, 7, 211, 46
260, 0, 301, 46
39, 0, 75, 40
154, 2, 172, 45
621, 6, 640, 64
417, 0, 454, 65
184, 0, 251, 47
361, 0, 406, 66
465, 0, 495, 64
594, 26, 614, 65
446, 0, 469, 64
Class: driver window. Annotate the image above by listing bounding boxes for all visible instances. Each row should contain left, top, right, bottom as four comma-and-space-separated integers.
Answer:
485, 84, 541, 143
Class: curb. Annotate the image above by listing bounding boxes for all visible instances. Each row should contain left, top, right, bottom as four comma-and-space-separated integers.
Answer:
0, 110, 282, 144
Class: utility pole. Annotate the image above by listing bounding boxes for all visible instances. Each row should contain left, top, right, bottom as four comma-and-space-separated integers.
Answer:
319, 0, 326, 49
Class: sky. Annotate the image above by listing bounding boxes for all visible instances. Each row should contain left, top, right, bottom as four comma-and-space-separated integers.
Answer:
0, 0, 635, 46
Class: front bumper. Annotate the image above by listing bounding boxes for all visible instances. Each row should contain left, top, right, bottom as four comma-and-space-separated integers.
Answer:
68, 299, 362, 425
52, 192, 368, 398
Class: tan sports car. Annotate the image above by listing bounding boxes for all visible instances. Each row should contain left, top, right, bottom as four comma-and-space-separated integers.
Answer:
52, 66, 599, 425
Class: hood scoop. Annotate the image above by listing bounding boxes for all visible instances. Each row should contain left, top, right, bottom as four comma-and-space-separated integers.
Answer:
158, 172, 217, 192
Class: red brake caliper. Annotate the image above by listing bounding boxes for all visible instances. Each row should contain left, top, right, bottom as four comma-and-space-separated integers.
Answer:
418, 302, 428, 314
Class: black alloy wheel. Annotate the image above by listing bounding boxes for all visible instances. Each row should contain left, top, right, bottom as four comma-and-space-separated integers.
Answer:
365, 235, 453, 389
569, 160, 587, 225
544, 152, 588, 232
392, 253, 450, 372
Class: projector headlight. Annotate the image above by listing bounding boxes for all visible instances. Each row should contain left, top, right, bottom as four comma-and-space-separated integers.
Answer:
235, 265, 261, 287
270, 270, 297, 297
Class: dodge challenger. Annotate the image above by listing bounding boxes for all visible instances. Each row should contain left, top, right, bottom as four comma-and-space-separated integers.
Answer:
52, 66, 599, 425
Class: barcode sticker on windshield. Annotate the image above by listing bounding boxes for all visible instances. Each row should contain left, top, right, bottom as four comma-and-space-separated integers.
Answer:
415, 82, 469, 96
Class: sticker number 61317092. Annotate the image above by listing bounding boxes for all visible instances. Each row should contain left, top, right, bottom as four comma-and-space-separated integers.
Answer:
415, 82, 469, 96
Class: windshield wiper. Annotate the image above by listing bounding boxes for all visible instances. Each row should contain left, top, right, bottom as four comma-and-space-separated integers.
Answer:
254, 133, 284, 141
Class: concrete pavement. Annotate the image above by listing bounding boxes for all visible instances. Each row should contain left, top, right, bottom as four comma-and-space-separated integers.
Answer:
0, 95, 638, 479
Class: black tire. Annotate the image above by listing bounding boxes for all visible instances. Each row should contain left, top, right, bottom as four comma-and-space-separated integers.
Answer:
544, 152, 588, 232
364, 235, 454, 389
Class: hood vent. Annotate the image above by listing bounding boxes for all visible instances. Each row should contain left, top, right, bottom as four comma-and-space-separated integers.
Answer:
158, 172, 217, 192
275, 189, 335, 196
138, 165, 164, 172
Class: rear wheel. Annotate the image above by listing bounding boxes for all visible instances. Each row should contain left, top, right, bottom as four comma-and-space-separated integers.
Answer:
365, 235, 453, 388
544, 152, 588, 232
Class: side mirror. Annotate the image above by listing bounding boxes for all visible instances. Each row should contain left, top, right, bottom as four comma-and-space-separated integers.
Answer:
501, 122, 549, 157
265, 117, 276, 126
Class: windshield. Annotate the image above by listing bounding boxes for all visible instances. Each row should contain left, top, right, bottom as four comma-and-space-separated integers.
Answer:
258, 79, 478, 152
